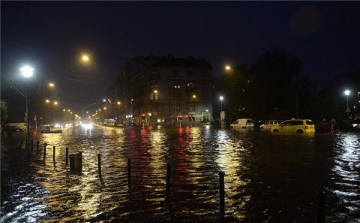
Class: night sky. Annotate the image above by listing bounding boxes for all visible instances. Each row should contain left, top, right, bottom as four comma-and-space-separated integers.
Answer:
1, 1, 360, 117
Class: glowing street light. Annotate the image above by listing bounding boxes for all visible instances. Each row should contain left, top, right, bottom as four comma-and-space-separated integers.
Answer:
82, 55, 89, 61
220, 96, 225, 127
220, 96, 224, 111
20, 65, 34, 150
345, 90, 351, 125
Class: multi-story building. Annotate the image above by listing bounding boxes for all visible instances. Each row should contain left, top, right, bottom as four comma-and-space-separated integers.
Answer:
109, 55, 213, 126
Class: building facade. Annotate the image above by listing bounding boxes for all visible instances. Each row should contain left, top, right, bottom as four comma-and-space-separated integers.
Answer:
108, 55, 213, 126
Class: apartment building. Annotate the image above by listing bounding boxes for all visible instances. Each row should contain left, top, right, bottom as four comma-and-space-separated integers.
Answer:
111, 55, 213, 126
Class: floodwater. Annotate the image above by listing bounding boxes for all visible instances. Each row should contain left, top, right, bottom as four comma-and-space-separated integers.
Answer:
1, 125, 360, 223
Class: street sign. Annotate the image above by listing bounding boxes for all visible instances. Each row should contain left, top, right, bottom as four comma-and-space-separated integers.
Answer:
346, 107, 351, 113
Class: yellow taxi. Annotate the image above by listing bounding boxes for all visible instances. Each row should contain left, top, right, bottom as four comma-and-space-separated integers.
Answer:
271, 119, 315, 134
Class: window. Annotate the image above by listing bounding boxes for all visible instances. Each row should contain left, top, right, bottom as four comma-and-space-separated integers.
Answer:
174, 106, 180, 112
203, 71, 208, 77
150, 81, 158, 87
187, 70, 194, 77
173, 70, 180, 77
158, 106, 164, 113
189, 107, 195, 112
150, 92, 158, 100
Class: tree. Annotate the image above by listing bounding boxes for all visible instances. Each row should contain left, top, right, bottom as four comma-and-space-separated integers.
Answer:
1, 100, 9, 126
247, 48, 307, 120
220, 65, 250, 123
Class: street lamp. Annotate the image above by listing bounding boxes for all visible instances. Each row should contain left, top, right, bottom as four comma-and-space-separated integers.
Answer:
220, 96, 225, 126
345, 90, 351, 125
220, 96, 223, 111
20, 66, 34, 150
49, 82, 55, 99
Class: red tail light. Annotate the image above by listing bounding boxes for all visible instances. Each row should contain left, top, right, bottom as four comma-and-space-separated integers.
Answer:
305, 126, 308, 129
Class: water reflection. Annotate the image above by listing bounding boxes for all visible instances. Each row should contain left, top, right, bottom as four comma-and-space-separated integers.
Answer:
1, 127, 359, 222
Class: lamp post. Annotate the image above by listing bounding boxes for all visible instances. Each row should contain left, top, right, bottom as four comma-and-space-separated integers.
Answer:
344, 90, 351, 125
220, 96, 223, 111
49, 82, 55, 99
220, 96, 225, 126
20, 66, 34, 150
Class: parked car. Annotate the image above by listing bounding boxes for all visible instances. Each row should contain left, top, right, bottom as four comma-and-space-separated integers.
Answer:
230, 118, 254, 128
5, 123, 27, 131
41, 124, 62, 133
315, 120, 339, 132
260, 120, 282, 130
3, 125, 24, 132
271, 119, 315, 134
350, 119, 360, 130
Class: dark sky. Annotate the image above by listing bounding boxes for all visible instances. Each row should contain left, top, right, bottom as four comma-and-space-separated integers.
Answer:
1, 1, 360, 115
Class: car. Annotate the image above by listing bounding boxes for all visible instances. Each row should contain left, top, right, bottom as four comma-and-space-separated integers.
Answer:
315, 120, 339, 132
271, 119, 315, 134
3, 125, 24, 132
41, 124, 63, 133
5, 123, 27, 131
350, 119, 360, 130
260, 120, 282, 130
230, 119, 254, 128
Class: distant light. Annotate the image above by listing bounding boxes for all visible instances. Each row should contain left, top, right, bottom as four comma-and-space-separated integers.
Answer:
344, 90, 350, 96
82, 55, 89, 61
49, 82, 55, 87
20, 66, 34, 78
225, 65, 231, 70
220, 96, 223, 101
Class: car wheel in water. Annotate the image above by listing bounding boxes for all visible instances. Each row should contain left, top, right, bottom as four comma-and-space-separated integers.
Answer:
296, 129, 303, 134
273, 129, 279, 133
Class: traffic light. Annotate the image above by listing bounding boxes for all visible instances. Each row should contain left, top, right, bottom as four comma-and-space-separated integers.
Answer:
24, 113, 27, 123
107, 99, 111, 104
141, 114, 145, 120
131, 98, 134, 104
178, 115, 182, 121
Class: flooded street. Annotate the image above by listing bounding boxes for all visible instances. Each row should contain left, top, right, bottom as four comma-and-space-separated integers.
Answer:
1, 125, 360, 222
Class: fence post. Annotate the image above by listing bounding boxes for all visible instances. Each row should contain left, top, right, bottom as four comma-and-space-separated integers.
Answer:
219, 171, 225, 217
43, 143, 47, 160
53, 146, 56, 162
98, 154, 101, 178
166, 163, 171, 197
317, 190, 326, 223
